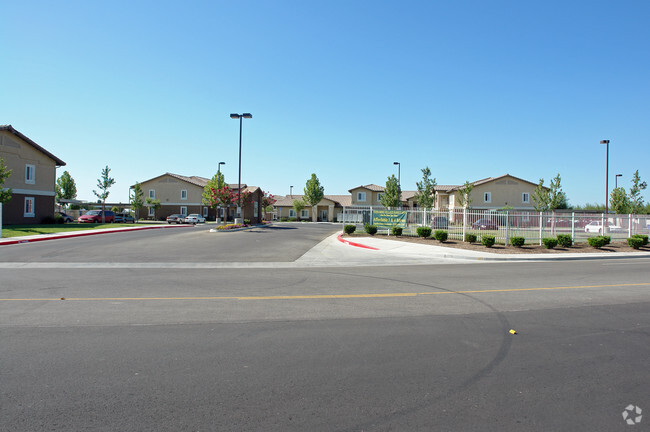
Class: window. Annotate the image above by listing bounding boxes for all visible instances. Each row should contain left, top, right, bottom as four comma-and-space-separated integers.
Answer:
357, 192, 366, 202
24, 197, 35, 217
148, 207, 155, 217
219, 208, 225, 217
25, 164, 35, 184
254, 201, 259, 217
301, 209, 309, 219
484, 192, 491, 203
203, 207, 208, 217
180, 206, 187, 216
376, 193, 384, 201
149, 189, 155, 199
522, 192, 530, 203
181, 190, 187, 200
289, 209, 296, 217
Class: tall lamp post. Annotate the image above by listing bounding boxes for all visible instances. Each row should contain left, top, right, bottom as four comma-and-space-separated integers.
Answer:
218, 161, 225, 174
600, 140, 609, 215
615, 174, 622, 189
393, 161, 401, 188
230, 113, 252, 221
290, 185, 294, 198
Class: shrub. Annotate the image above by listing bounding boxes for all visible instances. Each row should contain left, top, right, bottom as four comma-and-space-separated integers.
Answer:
542, 238, 558, 249
344, 224, 356, 234
631, 234, 648, 246
481, 235, 495, 248
465, 233, 477, 243
601, 235, 611, 245
391, 226, 403, 236
288, 217, 297, 222
627, 237, 644, 249
40, 215, 56, 224
364, 224, 378, 235
280, 217, 288, 221
416, 226, 432, 238
244, 219, 251, 225
556, 234, 573, 248
587, 236, 608, 248
54, 213, 65, 224
510, 236, 525, 247
433, 230, 448, 242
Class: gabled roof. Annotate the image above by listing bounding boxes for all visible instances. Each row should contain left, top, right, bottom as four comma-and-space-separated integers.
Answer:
348, 184, 385, 192
448, 174, 546, 191
0, 125, 66, 166
274, 194, 351, 207
135, 172, 249, 190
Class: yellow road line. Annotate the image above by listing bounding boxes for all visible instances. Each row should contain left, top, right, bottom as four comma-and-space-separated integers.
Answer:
0, 282, 648, 302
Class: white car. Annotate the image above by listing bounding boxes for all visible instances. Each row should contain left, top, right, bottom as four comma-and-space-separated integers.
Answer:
184, 214, 206, 224
584, 221, 622, 233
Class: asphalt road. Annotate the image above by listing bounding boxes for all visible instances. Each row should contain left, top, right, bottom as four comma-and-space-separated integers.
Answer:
1, 223, 648, 431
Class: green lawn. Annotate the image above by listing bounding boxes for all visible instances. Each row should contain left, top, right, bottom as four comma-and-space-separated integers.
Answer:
1, 223, 142, 238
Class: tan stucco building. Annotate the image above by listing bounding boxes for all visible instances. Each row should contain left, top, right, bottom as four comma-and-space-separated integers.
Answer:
0, 125, 66, 225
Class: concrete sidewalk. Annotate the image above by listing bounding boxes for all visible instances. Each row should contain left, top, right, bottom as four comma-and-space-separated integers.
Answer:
295, 232, 650, 266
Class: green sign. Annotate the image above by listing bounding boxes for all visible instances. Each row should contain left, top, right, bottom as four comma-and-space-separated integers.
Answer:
372, 210, 407, 229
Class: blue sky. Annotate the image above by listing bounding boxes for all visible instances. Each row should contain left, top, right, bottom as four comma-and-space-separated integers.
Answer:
2, 1, 649, 206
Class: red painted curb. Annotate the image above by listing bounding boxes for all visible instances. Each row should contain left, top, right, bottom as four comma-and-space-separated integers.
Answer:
337, 234, 379, 250
0, 224, 193, 246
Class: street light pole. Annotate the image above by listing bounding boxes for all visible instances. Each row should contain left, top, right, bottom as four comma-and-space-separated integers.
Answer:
218, 161, 225, 174
615, 174, 622, 189
600, 140, 609, 215
290, 185, 294, 198
230, 113, 252, 221
393, 161, 401, 188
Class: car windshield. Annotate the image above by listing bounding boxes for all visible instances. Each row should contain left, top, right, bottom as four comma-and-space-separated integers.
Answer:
86, 211, 100, 215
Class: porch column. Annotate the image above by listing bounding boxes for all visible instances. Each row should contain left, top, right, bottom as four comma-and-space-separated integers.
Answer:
328, 205, 334, 222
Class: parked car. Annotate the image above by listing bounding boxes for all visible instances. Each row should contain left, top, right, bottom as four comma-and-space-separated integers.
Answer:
166, 214, 186, 224
184, 214, 206, 224
78, 210, 115, 223
584, 221, 622, 233
114, 214, 135, 223
56, 212, 74, 223
472, 218, 498, 230
431, 216, 449, 229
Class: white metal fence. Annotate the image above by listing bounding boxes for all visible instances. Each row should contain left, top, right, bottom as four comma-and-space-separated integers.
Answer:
341, 207, 650, 245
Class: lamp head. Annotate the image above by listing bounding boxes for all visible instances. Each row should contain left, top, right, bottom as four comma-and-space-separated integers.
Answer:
600, 140, 610, 144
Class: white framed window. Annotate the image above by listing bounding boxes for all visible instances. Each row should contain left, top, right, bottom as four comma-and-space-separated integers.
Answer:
376, 193, 384, 201
25, 164, 35, 184
24, 197, 35, 217
148, 207, 155, 217
180, 206, 187, 216
522, 192, 530, 203
219, 207, 225, 217
289, 209, 296, 218
203, 207, 208, 217
254, 201, 259, 217
181, 190, 188, 200
357, 192, 366, 202
300, 209, 309, 219
149, 189, 155, 199
484, 192, 491, 203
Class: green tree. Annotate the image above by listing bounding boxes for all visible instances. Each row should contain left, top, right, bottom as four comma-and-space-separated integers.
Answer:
303, 173, 324, 221
0, 157, 12, 205
532, 178, 550, 211
202, 172, 226, 208
380, 174, 402, 208
130, 182, 144, 222
55, 171, 77, 208
547, 174, 567, 210
415, 166, 436, 209
629, 170, 647, 214
456, 181, 473, 209
93, 165, 116, 223
146, 197, 161, 219
292, 199, 305, 220
609, 187, 630, 214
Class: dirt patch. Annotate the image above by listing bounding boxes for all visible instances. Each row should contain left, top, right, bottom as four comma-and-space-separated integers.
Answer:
342, 233, 650, 254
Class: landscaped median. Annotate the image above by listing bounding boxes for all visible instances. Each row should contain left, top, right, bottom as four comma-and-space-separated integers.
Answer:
0, 223, 193, 246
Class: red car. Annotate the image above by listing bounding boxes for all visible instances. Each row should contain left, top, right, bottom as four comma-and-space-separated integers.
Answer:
78, 210, 115, 223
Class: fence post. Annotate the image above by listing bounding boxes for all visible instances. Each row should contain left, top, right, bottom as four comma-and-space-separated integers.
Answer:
601, 212, 606, 235
505, 211, 510, 245
628, 214, 632, 238
571, 211, 575, 241
462, 207, 467, 241
539, 212, 543, 246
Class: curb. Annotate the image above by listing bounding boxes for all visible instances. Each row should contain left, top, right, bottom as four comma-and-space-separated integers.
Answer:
0, 224, 194, 246
337, 235, 650, 262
